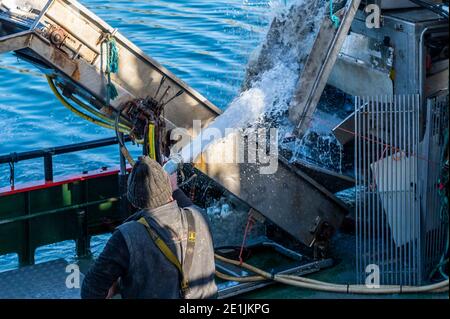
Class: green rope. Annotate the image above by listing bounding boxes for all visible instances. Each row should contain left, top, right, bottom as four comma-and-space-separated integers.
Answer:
105, 36, 119, 102
108, 38, 119, 74
330, 0, 340, 29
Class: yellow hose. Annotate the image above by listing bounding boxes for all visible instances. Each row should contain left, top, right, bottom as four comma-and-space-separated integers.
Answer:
215, 270, 264, 283
214, 254, 449, 294
148, 123, 157, 160
68, 93, 131, 132
46, 76, 130, 134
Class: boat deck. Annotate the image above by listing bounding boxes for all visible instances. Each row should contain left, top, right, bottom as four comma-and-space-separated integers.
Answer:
241, 233, 448, 299
0, 232, 446, 299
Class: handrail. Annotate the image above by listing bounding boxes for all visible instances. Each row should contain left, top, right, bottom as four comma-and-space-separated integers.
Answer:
0, 135, 132, 184
0, 136, 131, 164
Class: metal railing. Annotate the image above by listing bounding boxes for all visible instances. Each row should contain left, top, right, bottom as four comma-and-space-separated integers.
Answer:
0, 135, 131, 187
0, 136, 135, 265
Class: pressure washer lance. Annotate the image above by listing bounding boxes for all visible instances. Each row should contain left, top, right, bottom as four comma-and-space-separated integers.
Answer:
163, 153, 184, 175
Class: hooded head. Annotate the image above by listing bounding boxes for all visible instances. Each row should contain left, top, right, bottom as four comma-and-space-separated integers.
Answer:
127, 156, 173, 210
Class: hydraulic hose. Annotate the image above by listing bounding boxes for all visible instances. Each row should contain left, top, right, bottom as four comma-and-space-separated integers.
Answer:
215, 270, 264, 283
114, 107, 136, 166
148, 123, 157, 160
68, 93, 131, 132
46, 76, 131, 134
214, 254, 449, 294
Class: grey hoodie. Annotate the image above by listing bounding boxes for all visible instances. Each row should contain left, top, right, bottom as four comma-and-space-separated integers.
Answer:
81, 197, 217, 299
118, 201, 218, 299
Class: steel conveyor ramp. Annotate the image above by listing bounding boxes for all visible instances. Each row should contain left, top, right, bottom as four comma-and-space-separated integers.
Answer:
0, 0, 221, 135
0, 0, 349, 249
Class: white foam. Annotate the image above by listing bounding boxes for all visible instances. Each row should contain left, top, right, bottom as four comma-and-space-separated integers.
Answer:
179, 0, 326, 164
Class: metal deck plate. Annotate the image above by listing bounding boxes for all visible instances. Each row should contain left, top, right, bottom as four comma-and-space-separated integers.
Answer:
0, 259, 83, 299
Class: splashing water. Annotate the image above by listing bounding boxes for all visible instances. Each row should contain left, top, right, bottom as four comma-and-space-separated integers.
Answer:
180, 0, 331, 165
0, 0, 44, 13
240, 0, 354, 172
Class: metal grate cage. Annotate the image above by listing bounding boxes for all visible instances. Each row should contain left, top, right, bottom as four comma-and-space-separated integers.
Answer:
421, 94, 449, 279
355, 93, 449, 285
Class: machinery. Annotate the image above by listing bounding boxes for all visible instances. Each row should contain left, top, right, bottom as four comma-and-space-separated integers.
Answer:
239, 0, 449, 285
328, 1, 449, 284
0, 0, 349, 255
0, 0, 448, 294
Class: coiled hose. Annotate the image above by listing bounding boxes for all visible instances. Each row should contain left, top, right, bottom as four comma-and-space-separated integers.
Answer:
214, 254, 449, 294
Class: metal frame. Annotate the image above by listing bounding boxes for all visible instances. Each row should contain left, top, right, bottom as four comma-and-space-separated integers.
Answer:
355, 94, 421, 285
420, 93, 449, 277
355, 93, 448, 285
196, 133, 349, 248
0, 0, 221, 138
289, 0, 362, 136
0, 136, 131, 184
348, 8, 448, 98
0, 137, 132, 265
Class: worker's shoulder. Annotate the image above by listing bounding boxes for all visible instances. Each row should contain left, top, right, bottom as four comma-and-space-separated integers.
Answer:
182, 204, 205, 217
182, 205, 211, 229
116, 219, 143, 234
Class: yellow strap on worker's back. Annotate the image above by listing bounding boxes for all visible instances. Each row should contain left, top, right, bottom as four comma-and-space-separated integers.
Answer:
137, 217, 189, 293
147, 123, 157, 160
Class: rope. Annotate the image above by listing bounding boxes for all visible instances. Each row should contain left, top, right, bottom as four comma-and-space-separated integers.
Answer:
238, 213, 255, 265
107, 37, 119, 74
105, 35, 119, 102
329, 0, 340, 29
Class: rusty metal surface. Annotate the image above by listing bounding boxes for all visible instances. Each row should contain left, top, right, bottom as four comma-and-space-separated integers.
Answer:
0, 30, 32, 53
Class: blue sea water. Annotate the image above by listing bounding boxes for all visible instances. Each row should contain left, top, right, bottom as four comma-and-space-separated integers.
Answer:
0, 0, 273, 272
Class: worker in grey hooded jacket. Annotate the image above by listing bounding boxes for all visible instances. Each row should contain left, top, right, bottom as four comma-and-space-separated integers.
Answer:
81, 156, 217, 299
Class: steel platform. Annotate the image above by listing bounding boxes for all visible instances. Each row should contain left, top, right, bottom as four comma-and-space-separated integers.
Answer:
0, 258, 83, 299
